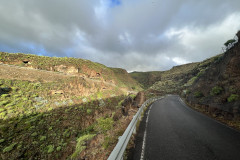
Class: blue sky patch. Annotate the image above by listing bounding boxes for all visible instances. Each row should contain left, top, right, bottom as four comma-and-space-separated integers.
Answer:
110, 0, 121, 7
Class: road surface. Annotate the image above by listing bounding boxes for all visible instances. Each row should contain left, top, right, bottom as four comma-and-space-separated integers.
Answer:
130, 95, 240, 160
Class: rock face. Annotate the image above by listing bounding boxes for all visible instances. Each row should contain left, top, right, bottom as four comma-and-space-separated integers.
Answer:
55, 65, 79, 74
186, 31, 240, 119
121, 92, 145, 115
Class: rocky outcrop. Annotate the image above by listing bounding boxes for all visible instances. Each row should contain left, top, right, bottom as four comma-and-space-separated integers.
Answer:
121, 92, 145, 115
54, 65, 79, 74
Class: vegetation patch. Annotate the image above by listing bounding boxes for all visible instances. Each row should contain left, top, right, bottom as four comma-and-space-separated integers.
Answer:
210, 86, 223, 96
3, 143, 17, 153
94, 117, 114, 134
227, 94, 239, 102
194, 91, 204, 98
71, 134, 96, 159
47, 145, 54, 153
224, 39, 236, 46
0, 93, 127, 159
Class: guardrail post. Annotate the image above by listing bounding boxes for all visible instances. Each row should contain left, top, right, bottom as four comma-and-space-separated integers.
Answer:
133, 126, 136, 134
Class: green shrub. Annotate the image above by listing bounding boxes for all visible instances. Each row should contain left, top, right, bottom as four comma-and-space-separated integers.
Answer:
102, 136, 115, 149
0, 139, 5, 143
0, 108, 5, 112
210, 86, 223, 96
17, 144, 22, 150
94, 117, 114, 134
86, 109, 92, 114
118, 100, 124, 107
71, 134, 96, 159
3, 143, 17, 153
56, 146, 62, 151
40, 136, 47, 141
31, 132, 38, 137
224, 39, 236, 46
47, 145, 54, 153
196, 71, 204, 78
63, 129, 71, 138
0, 112, 7, 119
227, 94, 239, 102
129, 94, 136, 99
0, 101, 9, 106
97, 92, 103, 99
1, 94, 10, 98
194, 91, 204, 98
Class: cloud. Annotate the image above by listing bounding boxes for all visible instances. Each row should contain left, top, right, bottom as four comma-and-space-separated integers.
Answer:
165, 13, 240, 61
0, 0, 240, 71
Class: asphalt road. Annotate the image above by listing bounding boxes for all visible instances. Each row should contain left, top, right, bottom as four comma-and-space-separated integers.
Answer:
131, 95, 240, 160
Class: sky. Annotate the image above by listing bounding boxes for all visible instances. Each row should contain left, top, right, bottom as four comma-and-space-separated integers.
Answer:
0, 0, 240, 72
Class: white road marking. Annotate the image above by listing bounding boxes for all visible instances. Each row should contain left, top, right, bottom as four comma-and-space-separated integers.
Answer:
140, 105, 152, 160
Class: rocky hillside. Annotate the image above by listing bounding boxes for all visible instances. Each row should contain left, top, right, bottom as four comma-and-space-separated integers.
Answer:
0, 52, 141, 91
0, 52, 143, 159
130, 62, 204, 94
131, 31, 240, 124
185, 31, 240, 120
130, 71, 163, 89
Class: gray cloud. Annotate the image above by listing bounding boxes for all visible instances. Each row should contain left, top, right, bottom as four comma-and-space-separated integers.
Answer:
0, 0, 240, 71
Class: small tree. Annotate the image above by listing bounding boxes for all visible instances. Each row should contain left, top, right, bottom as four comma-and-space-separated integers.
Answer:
224, 39, 236, 47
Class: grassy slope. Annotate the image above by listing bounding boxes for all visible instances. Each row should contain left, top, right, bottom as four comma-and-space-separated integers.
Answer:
131, 54, 223, 96
130, 71, 162, 89
0, 52, 142, 159
0, 80, 127, 159
0, 52, 142, 91
130, 62, 200, 93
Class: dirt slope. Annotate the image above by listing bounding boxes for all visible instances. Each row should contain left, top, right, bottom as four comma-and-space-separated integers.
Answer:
0, 63, 73, 82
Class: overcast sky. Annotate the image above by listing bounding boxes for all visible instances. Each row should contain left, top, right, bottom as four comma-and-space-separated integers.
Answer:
0, 0, 240, 71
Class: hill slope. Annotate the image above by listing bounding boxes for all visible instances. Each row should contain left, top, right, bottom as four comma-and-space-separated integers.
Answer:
131, 31, 240, 124
130, 71, 163, 89
185, 31, 240, 119
0, 52, 142, 159
0, 52, 141, 91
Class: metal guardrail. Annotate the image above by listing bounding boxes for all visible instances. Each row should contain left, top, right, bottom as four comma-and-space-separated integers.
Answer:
107, 96, 163, 160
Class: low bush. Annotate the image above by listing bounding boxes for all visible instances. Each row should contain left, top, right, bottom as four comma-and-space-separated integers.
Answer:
224, 39, 236, 46
94, 117, 114, 134
210, 86, 223, 96
3, 143, 17, 153
194, 91, 204, 98
47, 145, 54, 153
86, 109, 92, 114
227, 94, 239, 102
71, 134, 96, 159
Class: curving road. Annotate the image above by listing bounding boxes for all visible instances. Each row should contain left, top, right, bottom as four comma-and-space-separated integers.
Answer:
130, 95, 240, 160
